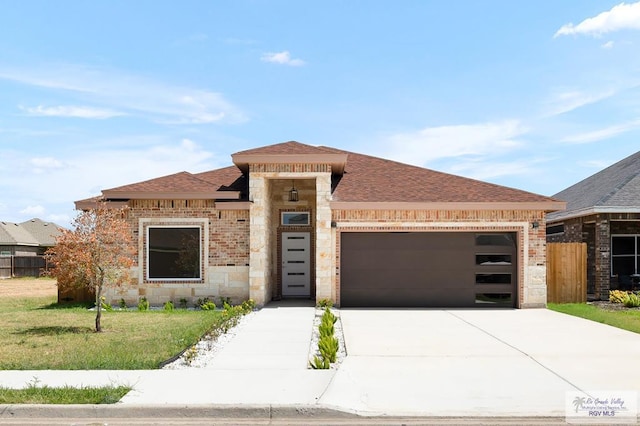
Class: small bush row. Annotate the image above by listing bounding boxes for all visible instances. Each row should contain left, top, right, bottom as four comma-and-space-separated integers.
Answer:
609, 290, 640, 308
310, 307, 339, 370
101, 296, 240, 311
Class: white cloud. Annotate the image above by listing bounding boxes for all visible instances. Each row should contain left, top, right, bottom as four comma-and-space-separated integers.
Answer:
0, 64, 245, 124
261, 51, 306, 66
602, 40, 615, 49
0, 138, 224, 225
20, 205, 45, 216
542, 89, 616, 116
555, 1, 640, 37
561, 119, 640, 143
20, 104, 124, 119
384, 120, 527, 165
30, 157, 65, 174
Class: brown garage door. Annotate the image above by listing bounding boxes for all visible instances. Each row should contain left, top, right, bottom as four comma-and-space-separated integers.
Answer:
340, 232, 517, 308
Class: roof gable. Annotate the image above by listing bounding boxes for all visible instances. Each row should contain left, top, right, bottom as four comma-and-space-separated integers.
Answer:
232, 141, 348, 174
548, 150, 640, 221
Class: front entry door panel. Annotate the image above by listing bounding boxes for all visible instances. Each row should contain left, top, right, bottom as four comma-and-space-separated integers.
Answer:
282, 232, 311, 297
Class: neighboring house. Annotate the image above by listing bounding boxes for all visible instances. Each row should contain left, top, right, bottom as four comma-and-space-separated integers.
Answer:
547, 150, 640, 300
0, 218, 64, 278
77, 141, 564, 308
0, 218, 64, 256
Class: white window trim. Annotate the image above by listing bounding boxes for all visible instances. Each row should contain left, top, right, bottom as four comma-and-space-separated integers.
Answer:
611, 234, 640, 277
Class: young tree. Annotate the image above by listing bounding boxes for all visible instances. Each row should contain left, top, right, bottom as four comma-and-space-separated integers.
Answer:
46, 206, 135, 332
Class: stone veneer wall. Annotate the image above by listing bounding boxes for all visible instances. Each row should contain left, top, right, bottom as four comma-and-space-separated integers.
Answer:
106, 199, 250, 307
249, 164, 332, 306
332, 209, 547, 308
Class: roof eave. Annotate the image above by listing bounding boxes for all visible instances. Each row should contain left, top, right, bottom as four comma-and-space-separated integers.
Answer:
547, 206, 640, 222
331, 201, 566, 211
231, 153, 348, 174
101, 190, 241, 200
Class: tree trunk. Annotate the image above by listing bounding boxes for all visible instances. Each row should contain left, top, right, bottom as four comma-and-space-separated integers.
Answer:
95, 283, 103, 333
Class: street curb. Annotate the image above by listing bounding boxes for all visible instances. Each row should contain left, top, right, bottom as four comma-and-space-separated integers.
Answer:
0, 404, 573, 424
0, 404, 358, 420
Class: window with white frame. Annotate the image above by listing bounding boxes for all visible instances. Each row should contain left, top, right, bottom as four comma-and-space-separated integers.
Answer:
611, 235, 640, 277
147, 226, 201, 280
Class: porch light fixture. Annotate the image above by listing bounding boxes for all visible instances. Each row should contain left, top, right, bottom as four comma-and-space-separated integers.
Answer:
288, 181, 299, 202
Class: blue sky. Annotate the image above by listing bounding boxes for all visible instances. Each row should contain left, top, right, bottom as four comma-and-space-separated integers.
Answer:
1, 1, 640, 226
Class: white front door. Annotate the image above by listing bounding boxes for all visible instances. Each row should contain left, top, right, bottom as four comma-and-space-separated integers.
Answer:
281, 232, 311, 297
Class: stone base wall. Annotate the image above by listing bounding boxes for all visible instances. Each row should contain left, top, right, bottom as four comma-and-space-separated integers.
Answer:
105, 265, 249, 308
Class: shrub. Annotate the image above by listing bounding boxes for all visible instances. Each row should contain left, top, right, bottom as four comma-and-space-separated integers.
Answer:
610, 290, 628, 304
623, 293, 640, 308
318, 335, 339, 363
100, 296, 113, 312
316, 299, 333, 309
163, 301, 174, 311
137, 297, 149, 311
309, 355, 330, 369
198, 297, 216, 311
119, 298, 127, 309
179, 298, 188, 309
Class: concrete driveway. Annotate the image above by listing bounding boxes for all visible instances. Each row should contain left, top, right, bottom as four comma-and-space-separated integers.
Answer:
319, 308, 640, 417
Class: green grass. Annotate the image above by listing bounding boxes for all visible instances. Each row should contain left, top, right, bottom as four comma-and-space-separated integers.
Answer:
0, 384, 131, 404
548, 303, 640, 334
0, 294, 227, 370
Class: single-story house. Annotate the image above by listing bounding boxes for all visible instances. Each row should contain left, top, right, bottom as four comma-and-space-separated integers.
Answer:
77, 141, 564, 308
0, 218, 64, 256
0, 218, 64, 278
546, 150, 640, 299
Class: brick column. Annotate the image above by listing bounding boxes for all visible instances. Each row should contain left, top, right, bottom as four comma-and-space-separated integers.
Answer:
594, 215, 611, 300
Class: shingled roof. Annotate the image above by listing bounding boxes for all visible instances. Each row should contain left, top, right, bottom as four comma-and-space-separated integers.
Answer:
0, 219, 64, 247
321, 147, 557, 205
548, 150, 640, 221
80, 141, 563, 210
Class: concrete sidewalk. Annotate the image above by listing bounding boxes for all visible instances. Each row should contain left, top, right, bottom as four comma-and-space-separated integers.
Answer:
2, 306, 640, 422
0, 302, 335, 407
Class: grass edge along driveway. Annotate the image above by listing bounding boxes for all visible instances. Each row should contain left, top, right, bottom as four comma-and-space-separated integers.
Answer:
548, 303, 640, 334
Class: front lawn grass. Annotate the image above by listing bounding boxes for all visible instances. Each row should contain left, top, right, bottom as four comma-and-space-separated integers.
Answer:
0, 385, 131, 404
548, 303, 640, 334
0, 294, 225, 370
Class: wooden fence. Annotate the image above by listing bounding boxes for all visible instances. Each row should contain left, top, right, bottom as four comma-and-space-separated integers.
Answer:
547, 242, 587, 303
0, 256, 48, 279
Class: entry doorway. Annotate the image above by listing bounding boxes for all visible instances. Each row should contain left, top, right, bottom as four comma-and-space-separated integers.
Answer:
281, 232, 311, 297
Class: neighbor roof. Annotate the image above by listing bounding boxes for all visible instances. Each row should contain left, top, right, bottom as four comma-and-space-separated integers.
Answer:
0, 218, 64, 247
547, 150, 640, 222
82, 141, 564, 211
19, 218, 64, 246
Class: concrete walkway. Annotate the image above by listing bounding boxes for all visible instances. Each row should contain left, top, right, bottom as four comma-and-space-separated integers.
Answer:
2, 306, 640, 422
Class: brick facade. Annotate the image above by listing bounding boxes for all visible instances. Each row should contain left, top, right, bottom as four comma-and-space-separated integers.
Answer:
104, 199, 250, 307
547, 213, 640, 299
